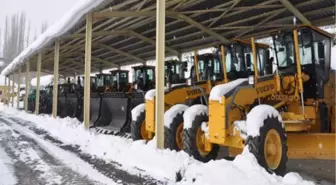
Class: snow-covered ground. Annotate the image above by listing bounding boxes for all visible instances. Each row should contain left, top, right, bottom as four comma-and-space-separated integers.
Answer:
0, 105, 317, 185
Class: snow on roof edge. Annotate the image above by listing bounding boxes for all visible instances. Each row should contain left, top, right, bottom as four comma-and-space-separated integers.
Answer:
1, 0, 105, 76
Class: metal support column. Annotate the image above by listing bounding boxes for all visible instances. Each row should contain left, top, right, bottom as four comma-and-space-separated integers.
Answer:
11, 74, 14, 107
17, 68, 21, 109
25, 61, 30, 111
155, 0, 165, 149
35, 52, 42, 115
4, 76, 7, 105
52, 39, 60, 118
84, 12, 93, 128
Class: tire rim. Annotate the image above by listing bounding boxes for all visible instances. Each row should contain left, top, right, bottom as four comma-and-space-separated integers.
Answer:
264, 129, 282, 170
175, 123, 183, 150
140, 120, 149, 140
196, 127, 209, 157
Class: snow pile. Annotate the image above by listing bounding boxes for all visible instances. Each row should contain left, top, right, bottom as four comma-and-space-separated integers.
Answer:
164, 104, 189, 128
246, 105, 283, 137
1, 0, 105, 76
0, 105, 314, 185
31, 75, 54, 87
183, 104, 208, 129
145, 89, 156, 100
209, 78, 248, 102
178, 147, 314, 185
131, 103, 145, 121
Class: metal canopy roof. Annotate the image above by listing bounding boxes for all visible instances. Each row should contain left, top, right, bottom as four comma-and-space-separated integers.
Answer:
6, 0, 336, 76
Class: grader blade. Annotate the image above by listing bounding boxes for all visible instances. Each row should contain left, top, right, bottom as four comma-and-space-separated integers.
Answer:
287, 133, 335, 160
95, 92, 129, 133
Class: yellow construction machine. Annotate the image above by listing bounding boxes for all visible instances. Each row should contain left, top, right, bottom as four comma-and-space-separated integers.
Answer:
131, 40, 270, 151
182, 25, 335, 176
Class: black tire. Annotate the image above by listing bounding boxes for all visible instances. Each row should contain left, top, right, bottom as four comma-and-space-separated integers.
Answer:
246, 116, 287, 176
131, 111, 145, 140
164, 112, 184, 151
183, 113, 219, 162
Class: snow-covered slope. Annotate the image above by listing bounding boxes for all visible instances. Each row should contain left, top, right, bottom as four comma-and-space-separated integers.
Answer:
1, 0, 105, 76
0, 105, 314, 185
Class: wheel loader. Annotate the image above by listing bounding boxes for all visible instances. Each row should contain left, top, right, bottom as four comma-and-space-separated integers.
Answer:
92, 62, 186, 135
182, 25, 335, 176
130, 40, 270, 151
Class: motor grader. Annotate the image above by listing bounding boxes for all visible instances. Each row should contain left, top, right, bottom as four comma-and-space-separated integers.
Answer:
130, 40, 270, 151
182, 25, 335, 176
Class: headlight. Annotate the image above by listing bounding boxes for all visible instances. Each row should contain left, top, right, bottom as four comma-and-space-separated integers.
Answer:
248, 76, 254, 85
186, 79, 192, 86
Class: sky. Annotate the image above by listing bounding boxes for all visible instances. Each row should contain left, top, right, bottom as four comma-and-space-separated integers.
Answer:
0, 0, 79, 47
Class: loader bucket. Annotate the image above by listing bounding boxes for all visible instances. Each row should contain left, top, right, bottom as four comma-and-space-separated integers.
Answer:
95, 92, 130, 132
65, 93, 78, 118
57, 95, 67, 118
122, 91, 145, 133
130, 91, 145, 109
40, 95, 52, 114
28, 97, 36, 113
76, 96, 83, 121
89, 93, 102, 126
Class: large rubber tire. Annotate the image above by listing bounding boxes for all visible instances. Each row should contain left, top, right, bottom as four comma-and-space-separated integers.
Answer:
246, 116, 288, 176
131, 111, 145, 140
164, 112, 184, 151
183, 113, 219, 162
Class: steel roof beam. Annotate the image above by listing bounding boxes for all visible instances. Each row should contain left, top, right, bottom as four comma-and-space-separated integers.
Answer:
278, 0, 311, 25
96, 43, 145, 63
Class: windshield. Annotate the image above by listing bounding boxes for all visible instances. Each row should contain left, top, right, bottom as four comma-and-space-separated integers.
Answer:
273, 33, 295, 68
230, 44, 246, 72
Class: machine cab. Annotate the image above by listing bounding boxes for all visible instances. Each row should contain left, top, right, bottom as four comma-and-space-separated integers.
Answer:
132, 65, 155, 92
95, 73, 117, 93
110, 69, 129, 91
165, 60, 188, 86
221, 40, 270, 81
272, 25, 333, 99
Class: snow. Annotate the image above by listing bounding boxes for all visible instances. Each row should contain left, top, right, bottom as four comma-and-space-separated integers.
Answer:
31, 75, 54, 87
0, 133, 17, 185
183, 104, 208, 129
144, 83, 187, 100
164, 104, 189, 128
1, 0, 105, 76
209, 78, 248, 102
3, 118, 119, 185
246, 104, 283, 137
131, 103, 145, 121
179, 147, 314, 185
145, 89, 156, 100
0, 105, 315, 185
233, 120, 247, 140
16, 146, 62, 184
